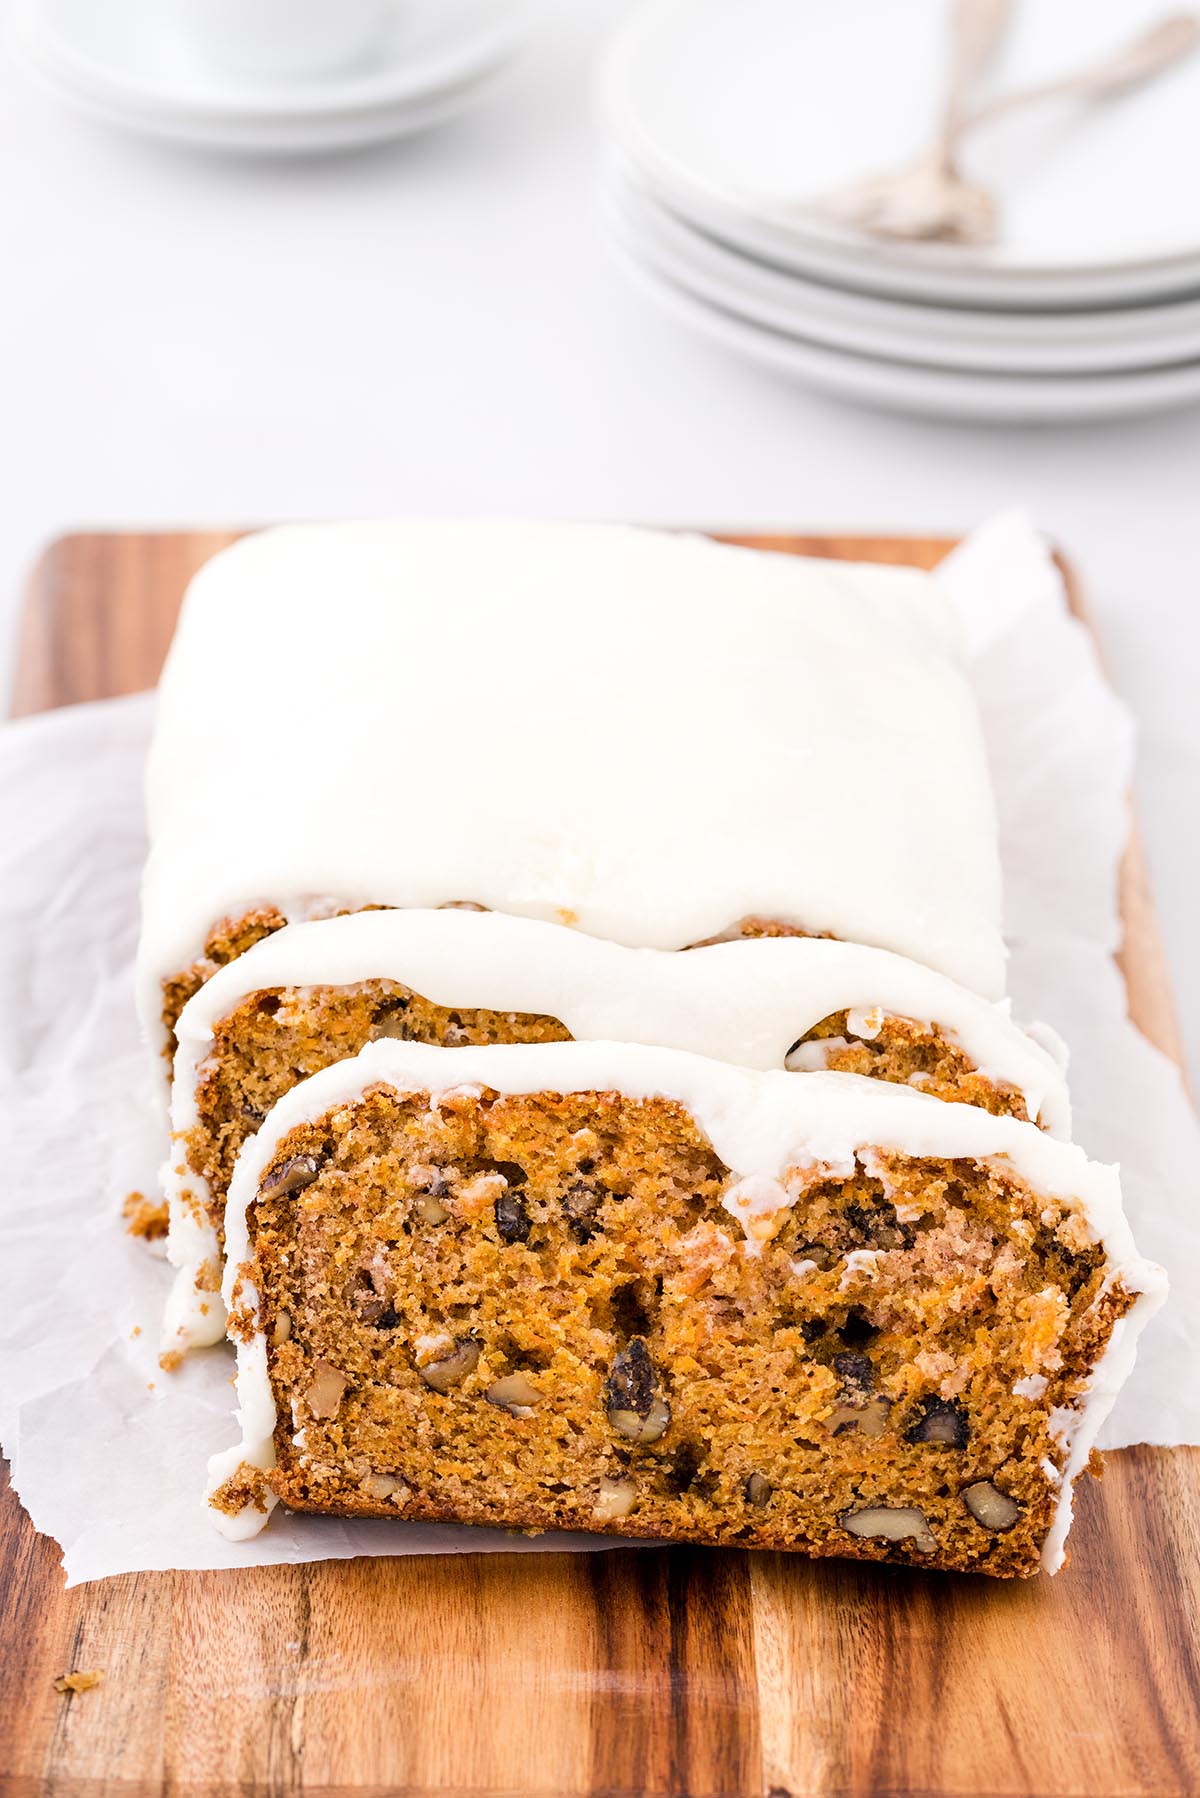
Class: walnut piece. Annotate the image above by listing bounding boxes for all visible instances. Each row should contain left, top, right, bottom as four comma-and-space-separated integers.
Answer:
604, 1338, 671, 1443
306, 1359, 348, 1418
494, 1190, 532, 1244
593, 1476, 637, 1522
561, 1180, 604, 1242
963, 1480, 1021, 1532
906, 1397, 969, 1448
608, 1395, 671, 1443
419, 1338, 481, 1393
794, 1242, 834, 1271
826, 1351, 890, 1437
840, 1505, 936, 1553
271, 1310, 292, 1345
485, 1372, 541, 1416
827, 1394, 892, 1438
362, 1472, 410, 1504
744, 1472, 773, 1507
832, 1351, 874, 1404
372, 1011, 410, 1041
260, 1154, 321, 1201
347, 1251, 396, 1326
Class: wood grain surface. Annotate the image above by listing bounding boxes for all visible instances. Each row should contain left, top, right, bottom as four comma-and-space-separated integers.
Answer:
2, 529, 1196, 1798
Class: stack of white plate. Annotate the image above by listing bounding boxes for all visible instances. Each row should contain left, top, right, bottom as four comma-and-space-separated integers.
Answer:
598, 0, 1200, 422
8, 0, 530, 156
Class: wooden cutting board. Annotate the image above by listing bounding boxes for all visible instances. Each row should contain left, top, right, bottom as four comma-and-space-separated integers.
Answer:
3, 530, 1197, 1798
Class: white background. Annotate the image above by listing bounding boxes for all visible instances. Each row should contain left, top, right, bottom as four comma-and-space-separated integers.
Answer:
0, 1, 1197, 1075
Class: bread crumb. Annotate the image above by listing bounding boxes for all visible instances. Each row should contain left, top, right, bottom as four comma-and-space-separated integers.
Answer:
123, 1191, 168, 1243
130, 1325, 142, 1339
54, 1669, 103, 1695
209, 1462, 272, 1518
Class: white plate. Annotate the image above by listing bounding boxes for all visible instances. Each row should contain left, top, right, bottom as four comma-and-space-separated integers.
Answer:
11, 46, 511, 155
600, 0, 1200, 309
604, 216, 1200, 423
11, 0, 527, 123
605, 163, 1200, 375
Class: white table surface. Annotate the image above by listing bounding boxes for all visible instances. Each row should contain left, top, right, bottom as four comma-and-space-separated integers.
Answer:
0, 1, 1197, 1078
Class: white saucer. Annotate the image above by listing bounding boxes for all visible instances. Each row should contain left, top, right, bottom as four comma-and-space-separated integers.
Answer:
10, 0, 528, 154
12, 50, 513, 156
600, 0, 1200, 310
603, 212, 1200, 424
606, 164, 1200, 377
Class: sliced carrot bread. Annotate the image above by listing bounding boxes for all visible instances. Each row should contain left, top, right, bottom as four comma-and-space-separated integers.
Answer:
163, 909, 1068, 1359
206, 1040, 1160, 1577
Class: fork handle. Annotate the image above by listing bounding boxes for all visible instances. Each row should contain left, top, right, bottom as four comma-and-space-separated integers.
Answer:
942, 0, 1013, 139
953, 10, 1200, 140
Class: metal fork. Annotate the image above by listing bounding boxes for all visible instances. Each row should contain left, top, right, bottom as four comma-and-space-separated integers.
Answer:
815, 6, 1200, 246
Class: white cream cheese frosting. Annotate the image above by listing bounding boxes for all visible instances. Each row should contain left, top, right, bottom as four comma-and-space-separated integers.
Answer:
206, 1037, 1163, 1569
163, 908, 1069, 1357
138, 521, 1006, 1048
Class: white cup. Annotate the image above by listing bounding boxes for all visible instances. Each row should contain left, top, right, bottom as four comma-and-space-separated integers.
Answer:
177, 0, 393, 82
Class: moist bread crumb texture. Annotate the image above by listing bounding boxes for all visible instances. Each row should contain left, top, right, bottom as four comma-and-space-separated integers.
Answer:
216, 1082, 1130, 1576
185, 978, 570, 1242
184, 979, 1035, 1255
162, 907, 820, 1053
793, 1011, 1031, 1122
162, 906, 289, 1060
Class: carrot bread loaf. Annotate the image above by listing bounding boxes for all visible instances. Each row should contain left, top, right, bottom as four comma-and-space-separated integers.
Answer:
205, 1040, 1161, 1576
163, 910, 1069, 1358
137, 521, 1007, 1063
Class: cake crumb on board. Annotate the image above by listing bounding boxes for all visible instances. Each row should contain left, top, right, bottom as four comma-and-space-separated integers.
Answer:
123, 1191, 168, 1243
53, 1669, 103, 1696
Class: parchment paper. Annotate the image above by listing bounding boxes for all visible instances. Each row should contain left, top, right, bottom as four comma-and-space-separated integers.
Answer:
1, 510, 1196, 1585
